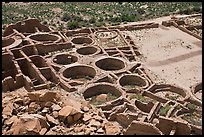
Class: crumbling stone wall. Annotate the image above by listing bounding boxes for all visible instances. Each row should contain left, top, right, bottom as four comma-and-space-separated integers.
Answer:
2, 17, 202, 135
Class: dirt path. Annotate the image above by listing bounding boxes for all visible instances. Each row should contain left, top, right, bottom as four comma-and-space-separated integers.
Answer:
147, 49, 202, 67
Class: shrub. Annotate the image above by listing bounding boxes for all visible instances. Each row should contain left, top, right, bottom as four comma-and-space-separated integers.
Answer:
121, 14, 136, 22
186, 103, 196, 111
110, 16, 121, 23
137, 8, 146, 15
62, 13, 70, 22
74, 16, 83, 22
67, 21, 79, 30
89, 17, 96, 24
98, 16, 104, 22
192, 6, 202, 13
95, 22, 104, 27
159, 104, 171, 116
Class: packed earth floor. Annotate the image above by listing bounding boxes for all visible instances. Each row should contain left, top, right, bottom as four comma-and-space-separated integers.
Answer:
2, 13, 202, 135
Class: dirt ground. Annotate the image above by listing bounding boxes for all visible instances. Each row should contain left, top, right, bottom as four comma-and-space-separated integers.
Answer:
123, 17, 202, 94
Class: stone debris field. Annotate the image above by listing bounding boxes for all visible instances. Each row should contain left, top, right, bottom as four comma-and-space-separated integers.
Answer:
2, 14, 202, 135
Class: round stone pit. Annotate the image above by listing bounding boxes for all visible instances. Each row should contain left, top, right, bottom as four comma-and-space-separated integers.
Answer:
82, 82, 123, 106
52, 53, 78, 66
2, 37, 22, 50
71, 36, 93, 45
118, 74, 149, 90
95, 57, 126, 71
60, 64, 96, 82
27, 33, 62, 43
76, 46, 100, 56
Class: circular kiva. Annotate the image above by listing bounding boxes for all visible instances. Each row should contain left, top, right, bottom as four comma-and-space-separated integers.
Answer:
118, 74, 149, 89
60, 64, 96, 82
82, 82, 123, 103
27, 33, 62, 43
2, 37, 22, 50
147, 84, 189, 103
95, 57, 126, 71
95, 30, 118, 41
71, 36, 93, 45
52, 53, 78, 66
175, 109, 202, 127
76, 46, 100, 56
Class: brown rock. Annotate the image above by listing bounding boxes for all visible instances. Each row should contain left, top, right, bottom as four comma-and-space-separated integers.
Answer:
28, 102, 41, 113
39, 128, 47, 135
4, 115, 18, 126
25, 118, 41, 134
10, 114, 42, 135
23, 97, 31, 105
39, 91, 57, 102
96, 94, 107, 102
10, 118, 23, 135
20, 113, 34, 121
83, 113, 92, 122
96, 128, 104, 134
73, 113, 82, 121
93, 115, 103, 122
3, 102, 13, 116
89, 119, 101, 128
27, 92, 41, 101
74, 126, 83, 132
44, 101, 53, 107
105, 121, 121, 135
2, 96, 13, 106
52, 111, 59, 118
84, 127, 96, 135
82, 106, 89, 112
31, 114, 50, 129
67, 115, 74, 124
51, 104, 61, 111
58, 105, 82, 118
46, 114, 59, 125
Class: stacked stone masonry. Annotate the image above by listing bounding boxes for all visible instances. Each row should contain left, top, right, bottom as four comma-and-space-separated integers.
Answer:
2, 16, 202, 135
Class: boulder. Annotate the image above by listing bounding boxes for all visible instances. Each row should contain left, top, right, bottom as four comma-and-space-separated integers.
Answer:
52, 111, 59, 118
39, 128, 47, 135
105, 121, 121, 135
96, 94, 107, 102
25, 118, 41, 134
51, 104, 61, 111
28, 102, 41, 113
4, 115, 18, 126
82, 113, 92, 122
39, 91, 58, 102
27, 92, 41, 101
58, 105, 82, 118
88, 119, 101, 128
31, 114, 50, 129
10, 114, 42, 135
46, 114, 59, 125
3, 102, 13, 116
